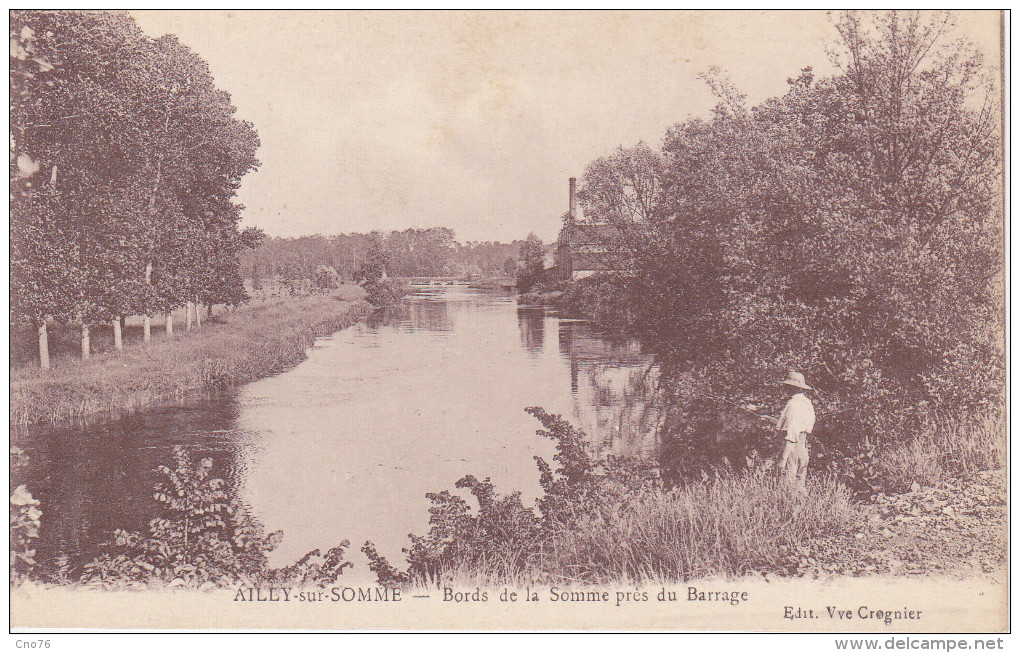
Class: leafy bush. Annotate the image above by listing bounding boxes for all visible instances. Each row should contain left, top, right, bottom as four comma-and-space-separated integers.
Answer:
9, 446, 41, 585
314, 265, 341, 291
362, 541, 409, 588
402, 475, 542, 584
9, 487, 42, 582
80, 447, 352, 589
363, 278, 410, 306
557, 275, 636, 333
10, 466, 42, 586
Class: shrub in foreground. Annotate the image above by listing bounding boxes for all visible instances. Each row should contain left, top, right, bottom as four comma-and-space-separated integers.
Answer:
10, 447, 41, 585
78, 447, 352, 590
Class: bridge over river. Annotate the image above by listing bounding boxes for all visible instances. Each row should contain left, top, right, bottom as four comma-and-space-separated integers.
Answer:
402, 275, 517, 290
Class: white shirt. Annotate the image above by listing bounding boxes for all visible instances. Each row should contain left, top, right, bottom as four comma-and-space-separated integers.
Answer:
777, 392, 815, 443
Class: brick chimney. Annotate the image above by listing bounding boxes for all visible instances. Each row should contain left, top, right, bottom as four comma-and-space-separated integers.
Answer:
568, 177, 577, 224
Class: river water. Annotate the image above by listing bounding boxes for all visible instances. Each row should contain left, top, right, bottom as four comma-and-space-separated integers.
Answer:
12, 285, 663, 578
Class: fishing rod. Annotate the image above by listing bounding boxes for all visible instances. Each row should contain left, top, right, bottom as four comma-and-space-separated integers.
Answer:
706, 393, 859, 424
705, 393, 778, 425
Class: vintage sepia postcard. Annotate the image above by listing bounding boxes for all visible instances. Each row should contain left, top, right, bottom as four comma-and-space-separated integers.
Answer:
9, 9, 1008, 638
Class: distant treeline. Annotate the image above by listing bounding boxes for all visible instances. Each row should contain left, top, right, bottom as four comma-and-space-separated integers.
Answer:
241, 228, 527, 284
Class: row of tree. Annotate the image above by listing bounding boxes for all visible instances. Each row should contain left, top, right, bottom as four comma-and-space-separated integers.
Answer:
571, 11, 1002, 449
11, 10, 262, 367
241, 229, 525, 287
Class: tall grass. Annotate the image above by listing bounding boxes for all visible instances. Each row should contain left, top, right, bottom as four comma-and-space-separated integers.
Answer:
10, 290, 374, 426
541, 468, 856, 583
872, 413, 1006, 492
423, 470, 856, 586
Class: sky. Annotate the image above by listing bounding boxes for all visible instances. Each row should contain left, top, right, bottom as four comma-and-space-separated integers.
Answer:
130, 10, 1001, 243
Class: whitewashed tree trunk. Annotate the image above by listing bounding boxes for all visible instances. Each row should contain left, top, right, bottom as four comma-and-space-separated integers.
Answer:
166, 311, 174, 338
113, 317, 123, 350
81, 323, 90, 360
194, 299, 203, 329
186, 301, 194, 330
143, 261, 153, 342
38, 321, 49, 370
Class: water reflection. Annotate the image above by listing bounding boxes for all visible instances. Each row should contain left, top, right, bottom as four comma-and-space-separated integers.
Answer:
14, 285, 663, 578
367, 288, 454, 332
11, 401, 250, 575
516, 307, 545, 354
515, 304, 665, 460
549, 310, 663, 460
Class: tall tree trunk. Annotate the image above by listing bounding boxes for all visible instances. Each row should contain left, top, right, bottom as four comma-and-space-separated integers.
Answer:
207, 303, 213, 318
81, 323, 90, 360
195, 298, 203, 329
186, 301, 194, 331
113, 317, 123, 350
143, 261, 153, 342
166, 311, 174, 338
38, 321, 49, 370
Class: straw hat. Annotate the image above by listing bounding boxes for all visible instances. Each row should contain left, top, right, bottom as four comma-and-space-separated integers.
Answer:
780, 371, 812, 391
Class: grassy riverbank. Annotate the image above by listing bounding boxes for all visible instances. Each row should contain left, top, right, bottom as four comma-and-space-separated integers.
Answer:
362, 410, 1005, 588
10, 288, 374, 426
387, 469, 860, 587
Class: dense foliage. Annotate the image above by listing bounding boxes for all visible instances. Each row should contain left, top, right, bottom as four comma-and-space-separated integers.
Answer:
514, 233, 547, 292
10, 10, 261, 363
569, 11, 1002, 462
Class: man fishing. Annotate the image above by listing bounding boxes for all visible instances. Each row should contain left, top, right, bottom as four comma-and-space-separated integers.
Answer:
774, 371, 815, 494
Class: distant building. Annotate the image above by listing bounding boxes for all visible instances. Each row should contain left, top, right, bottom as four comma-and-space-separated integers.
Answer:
557, 222, 633, 279
553, 177, 634, 280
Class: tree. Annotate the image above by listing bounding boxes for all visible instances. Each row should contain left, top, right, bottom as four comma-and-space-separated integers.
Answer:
135, 34, 259, 335
572, 10, 1002, 465
11, 11, 260, 362
314, 265, 341, 291
515, 233, 545, 292
712, 11, 1002, 430
11, 11, 156, 360
240, 230, 523, 284
580, 142, 664, 226
355, 233, 389, 283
